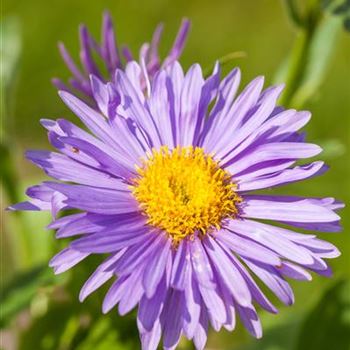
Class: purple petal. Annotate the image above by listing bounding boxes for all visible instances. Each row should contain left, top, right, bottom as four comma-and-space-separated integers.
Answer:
227, 219, 315, 265
140, 320, 162, 350
102, 266, 144, 314
283, 220, 343, 233
124, 61, 145, 101
101, 11, 120, 71
56, 117, 136, 165
226, 142, 322, 176
219, 109, 310, 165
200, 68, 241, 147
183, 263, 201, 338
278, 262, 312, 281
70, 227, 148, 253
236, 304, 262, 339
58, 91, 122, 150
147, 23, 163, 70
55, 212, 143, 238
58, 42, 85, 83
178, 64, 204, 146
57, 136, 133, 178
118, 271, 144, 315
138, 276, 167, 332
44, 182, 138, 215
90, 75, 110, 116
102, 275, 127, 313
51, 191, 67, 218
244, 259, 294, 305
204, 76, 264, 153
79, 25, 102, 78
7, 199, 51, 211
190, 238, 215, 288
193, 308, 209, 350
48, 212, 85, 230
229, 254, 277, 313
79, 251, 125, 301
204, 236, 252, 307
171, 240, 191, 290
147, 70, 175, 147
165, 61, 184, 145
163, 18, 191, 67
216, 84, 284, 159
162, 290, 184, 349
142, 235, 171, 298
112, 233, 160, 275
242, 196, 340, 223
26, 150, 126, 188
217, 229, 281, 265
197, 279, 227, 324
115, 69, 162, 148
238, 161, 327, 191
49, 248, 89, 274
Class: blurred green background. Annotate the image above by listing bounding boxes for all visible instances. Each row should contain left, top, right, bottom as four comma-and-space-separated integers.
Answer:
1, 0, 350, 349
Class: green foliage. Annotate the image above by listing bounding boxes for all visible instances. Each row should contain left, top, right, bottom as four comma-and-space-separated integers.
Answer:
296, 280, 350, 350
15, 265, 139, 350
276, 1, 342, 108
1, 16, 22, 203
16, 295, 138, 350
0, 265, 59, 328
326, 0, 350, 31
290, 15, 341, 108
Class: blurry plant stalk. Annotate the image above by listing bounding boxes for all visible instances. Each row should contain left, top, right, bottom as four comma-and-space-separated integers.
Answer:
278, 0, 341, 108
1, 17, 35, 267
1, 17, 21, 204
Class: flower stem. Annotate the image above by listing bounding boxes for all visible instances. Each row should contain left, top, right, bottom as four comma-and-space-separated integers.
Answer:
284, 0, 305, 28
279, 1, 322, 107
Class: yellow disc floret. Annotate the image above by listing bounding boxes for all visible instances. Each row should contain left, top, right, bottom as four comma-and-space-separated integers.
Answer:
131, 146, 241, 244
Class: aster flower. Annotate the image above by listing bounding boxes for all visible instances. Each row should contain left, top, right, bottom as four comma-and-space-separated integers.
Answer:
52, 11, 190, 103
10, 61, 343, 350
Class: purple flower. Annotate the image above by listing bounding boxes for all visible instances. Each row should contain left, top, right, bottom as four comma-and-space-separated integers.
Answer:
52, 11, 190, 105
10, 61, 343, 350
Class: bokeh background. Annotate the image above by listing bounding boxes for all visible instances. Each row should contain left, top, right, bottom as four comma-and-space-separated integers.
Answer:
1, 0, 350, 349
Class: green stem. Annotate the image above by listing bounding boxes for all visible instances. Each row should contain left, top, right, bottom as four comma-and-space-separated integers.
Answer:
1, 17, 33, 267
284, 0, 305, 28
279, 29, 312, 106
279, 3, 321, 107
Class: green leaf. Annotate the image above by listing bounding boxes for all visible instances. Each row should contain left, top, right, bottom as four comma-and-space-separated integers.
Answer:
274, 3, 342, 108
290, 14, 341, 107
0, 265, 60, 328
295, 279, 350, 350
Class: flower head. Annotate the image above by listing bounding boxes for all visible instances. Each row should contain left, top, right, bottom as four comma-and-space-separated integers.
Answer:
52, 11, 190, 104
132, 146, 241, 244
11, 61, 343, 350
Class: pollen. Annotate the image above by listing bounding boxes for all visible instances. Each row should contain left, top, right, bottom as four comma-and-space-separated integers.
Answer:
131, 146, 241, 244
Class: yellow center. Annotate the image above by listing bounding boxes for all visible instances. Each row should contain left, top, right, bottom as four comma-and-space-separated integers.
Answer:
131, 146, 241, 244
